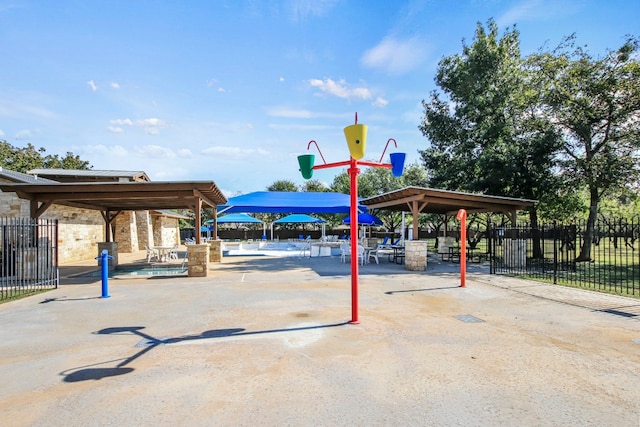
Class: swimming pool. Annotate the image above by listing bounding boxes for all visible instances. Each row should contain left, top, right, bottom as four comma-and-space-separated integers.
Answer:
77, 265, 188, 278
222, 241, 341, 257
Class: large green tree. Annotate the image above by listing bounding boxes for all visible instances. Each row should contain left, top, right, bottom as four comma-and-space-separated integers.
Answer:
529, 35, 640, 261
266, 179, 298, 192
0, 141, 91, 172
418, 20, 562, 229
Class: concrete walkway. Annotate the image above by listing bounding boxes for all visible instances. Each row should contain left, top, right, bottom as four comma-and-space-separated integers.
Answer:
1, 253, 639, 426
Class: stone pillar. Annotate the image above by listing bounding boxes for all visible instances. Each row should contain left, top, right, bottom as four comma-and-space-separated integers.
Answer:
97, 242, 118, 267
208, 240, 223, 262
187, 244, 209, 277
504, 239, 527, 268
114, 211, 138, 253
405, 240, 428, 271
136, 211, 154, 248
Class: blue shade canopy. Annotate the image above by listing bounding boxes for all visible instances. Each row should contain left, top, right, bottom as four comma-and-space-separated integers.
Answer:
219, 191, 367, 214
273, 214, 325, 224
343, 213, 383, 226
207, 213, 263, 224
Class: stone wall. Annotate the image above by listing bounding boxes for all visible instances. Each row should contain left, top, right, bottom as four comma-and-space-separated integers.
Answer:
152, 215, 179, 246
0, 190, 29, 217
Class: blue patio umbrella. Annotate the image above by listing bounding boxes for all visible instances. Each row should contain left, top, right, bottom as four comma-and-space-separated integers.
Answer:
207, 213, 263, 224
343, 213, 383, 226
271, 214, 326, 240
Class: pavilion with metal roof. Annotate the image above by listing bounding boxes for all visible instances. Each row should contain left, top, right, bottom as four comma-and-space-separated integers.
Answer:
0, 180, 227, 243
360, 186, 536, 238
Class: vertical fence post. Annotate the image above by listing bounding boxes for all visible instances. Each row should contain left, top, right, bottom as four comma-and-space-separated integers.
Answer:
552, 221, 558, 285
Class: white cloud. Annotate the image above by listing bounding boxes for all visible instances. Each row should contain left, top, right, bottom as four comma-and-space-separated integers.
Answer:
137, 118, 167, 127
0, 129, 5, 138
201, 146, 269, 159
106, 118, 168, 135
110, 82, 120, 89
268, 123, 332, 131
279, 76, 285, 82
87, 80, 98, 91
361, 36, 428, 74
77, 144, 129, 157
109, 118, 134, 126
266, 107, 315, 118
217, 87, 228, 93
496, 0, 581, 27
136, 118, 168, 135
372, 97, 388, 108
289, 0, 339, 22
15, 129, 33, 140
133, 145, 176, 158
177, 148, 192, 157
0, 101, 56, 120
308, 78, 372, 101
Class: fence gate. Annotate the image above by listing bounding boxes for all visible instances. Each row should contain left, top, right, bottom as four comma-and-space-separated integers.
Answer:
1, 217, 59, 301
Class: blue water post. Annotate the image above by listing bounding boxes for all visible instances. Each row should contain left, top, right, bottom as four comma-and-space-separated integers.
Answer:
95, 249, 113, 298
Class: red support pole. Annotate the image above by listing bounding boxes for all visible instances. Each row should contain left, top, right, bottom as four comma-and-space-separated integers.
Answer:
457, 209, 467, 287
348, 158, 360, 324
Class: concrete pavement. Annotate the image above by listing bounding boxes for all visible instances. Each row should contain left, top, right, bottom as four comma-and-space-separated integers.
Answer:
1, 253, 639, 426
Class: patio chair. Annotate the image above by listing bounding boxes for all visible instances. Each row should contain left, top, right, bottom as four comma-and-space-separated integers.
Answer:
356, 244, 366, 265
340, 242, 351, 263
368, 245, 383, 264
168, 244, 179, 260
145, 245, 159, 263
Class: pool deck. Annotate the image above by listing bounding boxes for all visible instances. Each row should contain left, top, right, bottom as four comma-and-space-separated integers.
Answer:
1, 249, 640, 426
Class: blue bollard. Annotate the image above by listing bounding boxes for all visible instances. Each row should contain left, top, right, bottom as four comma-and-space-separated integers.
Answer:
94, 249, 113, 298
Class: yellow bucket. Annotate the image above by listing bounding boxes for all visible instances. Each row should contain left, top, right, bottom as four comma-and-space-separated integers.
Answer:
343, 124, 367, 160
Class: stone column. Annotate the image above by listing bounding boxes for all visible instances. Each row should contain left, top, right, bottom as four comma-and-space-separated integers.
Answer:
405, 240, 428, 271
208, 240, 223, 262
504, 239, 527, 268
187, 244, 209, 277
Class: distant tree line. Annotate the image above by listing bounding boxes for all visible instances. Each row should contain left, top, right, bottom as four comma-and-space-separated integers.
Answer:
0, 141, 91, 172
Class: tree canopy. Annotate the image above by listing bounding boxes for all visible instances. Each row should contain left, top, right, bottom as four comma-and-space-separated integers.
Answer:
0, 141, 91, 173
418, 19, 562, 227
529, 35, 640, 260
418, 19, 640, 260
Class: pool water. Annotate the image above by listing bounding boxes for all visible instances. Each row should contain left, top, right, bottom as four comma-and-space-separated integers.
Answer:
78, 266, 188, 278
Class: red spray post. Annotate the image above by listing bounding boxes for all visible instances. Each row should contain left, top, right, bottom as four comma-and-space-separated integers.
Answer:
456, 209, 467, 287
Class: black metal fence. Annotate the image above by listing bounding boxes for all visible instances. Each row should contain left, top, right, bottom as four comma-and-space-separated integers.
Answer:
490, 216, 640, 296
1, 217, 59, 301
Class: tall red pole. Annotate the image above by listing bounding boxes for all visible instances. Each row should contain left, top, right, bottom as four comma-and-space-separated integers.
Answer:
348, 158, 360, 324
457, 209, 467, 287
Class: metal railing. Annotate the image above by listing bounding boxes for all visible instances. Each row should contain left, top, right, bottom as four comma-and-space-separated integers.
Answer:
490, 216, 640, 296
1, 217, 59, 301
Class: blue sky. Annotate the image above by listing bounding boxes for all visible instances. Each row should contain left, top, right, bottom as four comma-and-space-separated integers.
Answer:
1, 0, 637, 196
